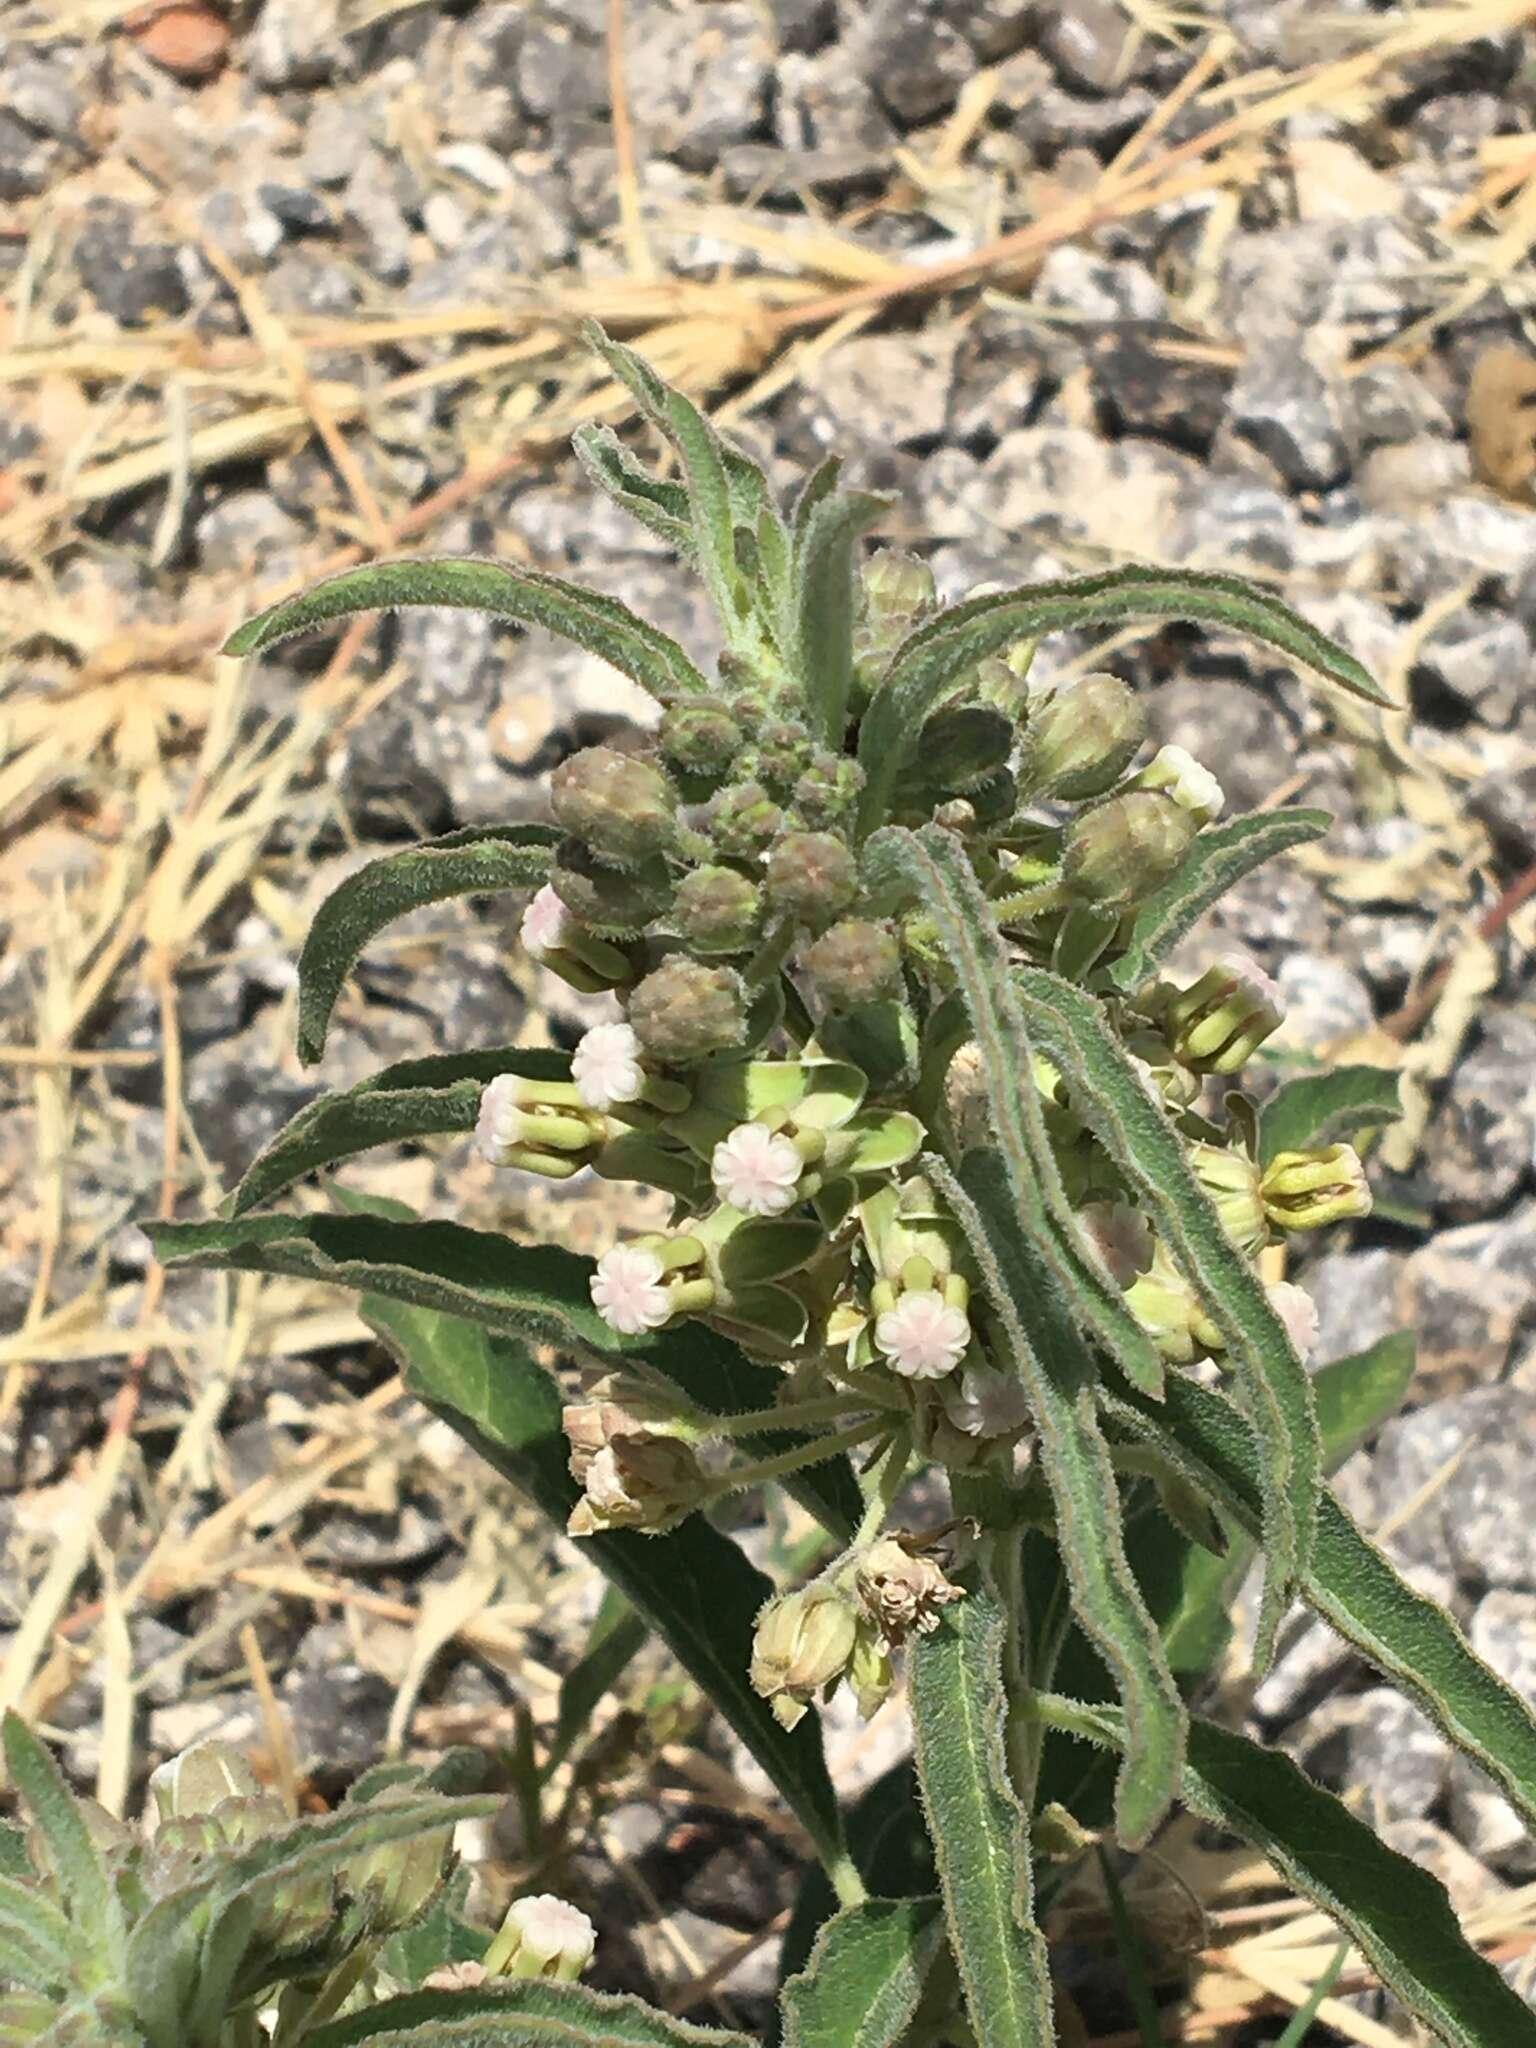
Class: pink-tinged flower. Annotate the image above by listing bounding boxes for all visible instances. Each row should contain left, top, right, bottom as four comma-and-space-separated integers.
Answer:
520, 883, 572, 959
941, 1363, 1030, 1438
490, 1893, 596, 1982
1143, 744, 1224, 822
875, 1291, 971, 1380
572, 1021, 644, 1111
1267, 1281, 1320, 1360
590, 1245, 672, 1335
1217, 949, 1281, 1013
476, 1074, 527, 1164
1078, 1201, 1154, 1287
711, 1122, 803, 1216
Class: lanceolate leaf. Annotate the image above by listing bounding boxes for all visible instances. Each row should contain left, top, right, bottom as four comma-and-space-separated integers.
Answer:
572, 423, 697, 556
1031, 1695, 1536, 2048
229, 1049, 572, 1215
294, 825, 560, 1063
793, 489, 889, 746
1108, 809, 1332, 992
1014, 968, 1320, 1667
223, 556, 710, 699
149, 1211, 859, 1537
909, 1585, 1054, 2047
1258, 1064, 1404, 1166
941, 1156, 1187, 1848
359, 1294, 848, 1883
306, 1978, 755, 2047
1103, 1366, 1536, 1840
865, 825, 1165, 1397
0, 1716, 119, 1967
855, 567, 1388, 837
780, 1898, 947, 2048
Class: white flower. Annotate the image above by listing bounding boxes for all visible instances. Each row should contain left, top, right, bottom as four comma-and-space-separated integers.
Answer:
590, 1245, 672, 1335
875, 1290, 971, 1380
711, 1122, 803, 1216
941, 1363, 1030, 1438
1217, 948, 1281, 1013
520, 883, 571, 959
498, 1893, 596, 1981
1078, 1201, 1154, 1287
1267, 1281, 1320, 1360
476, 1074, 528, 1165
1145, 744, 1224, 822
572, 1022, 644, 1111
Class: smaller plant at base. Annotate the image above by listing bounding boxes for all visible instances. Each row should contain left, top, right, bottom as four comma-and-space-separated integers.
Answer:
142, 326, 1536, 2048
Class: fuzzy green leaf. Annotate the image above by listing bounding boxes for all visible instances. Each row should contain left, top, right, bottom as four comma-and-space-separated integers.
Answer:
149, 1210, 860, 1537
0, 1717, 119, 1971
864, 826, 1165, 1396
780, 1898, 946, 2048
307, 1978, 755, 2046
1258, 1064, 1404, 1166
793, 489, 889, 746
0, 1878, 79, 1993
941, 1156, 1187, 1846
1104, 1366, 1536, 1840
223, 556, 709, 699
1014, 968, 1320, 1666
909, 1585, 1054, 2047
1108, 809, 1332, 992
856, 567, 1387, 837
229, 1049, 571, 1215
1315, 1330, 1416, 1471
572, 424, 697, 556
1033, 1695, 1536, 2048
360, 1294, 847, 1879
293, 826, 560, 1064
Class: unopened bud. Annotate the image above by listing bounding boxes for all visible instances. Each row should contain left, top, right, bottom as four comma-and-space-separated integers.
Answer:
901, 707, 1014, 801
673, 866, 763, 955
1018, 673, 1146, 801
939, 1362, 1031, 1442
1261, 1144, 1372, 1230
484, 1894, 596, 1982
755, 718, 813, 795
765, 831, 858, 928
347, 1796, 453, 1934
149, 1740, 261, 1822
1190, 1143, 1267, 1254
861, 548, 936, 630
629, 958, 747, 1064
847, 1619, 894, 1719
1155, 953, 1283, 1074
1062, 792, 1196, 909
750, 1584, 860, 1729
1125, 1252, 1210, 1364
804, 919, 902, 1012
563, 1375, 690, 1479
709, 780, 783, 858
855, 1537, 965, 1645
1133, 743, 1224, 824
551, 746, 676, 865
1077, 1201, 1154, 1286
658, 702, 744, 780
552, 842, 671, 936
795, 752, 865, 827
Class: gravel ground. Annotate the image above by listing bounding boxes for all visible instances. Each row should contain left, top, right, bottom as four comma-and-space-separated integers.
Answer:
3, 0, 1536, 2033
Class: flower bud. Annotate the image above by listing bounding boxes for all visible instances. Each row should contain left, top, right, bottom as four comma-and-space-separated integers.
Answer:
1261, 1144, 1372, 1230
1124, 1253, 1208, 1363
755, 718, 814, 795
749, 1584, 860, 1729
629, 958, 747, 1064
1121, 1028, 1202, 1109
566, 1431, 708, 1537
794, 752, 865, 827
563, 1375, 689, 1478
1189, 1142, 1268, 1254
149, 1740, 261, 1822
551, 746, 676, 867
1018, 673, 1147, 801
901, 707, 1015, 801
765, 832, 858, 928
1133, 743, 1224, 824
804, 920, 902, 1012
673, 866, 763, 955
552, 842, 671, 936
855, 1537, 965, 1645
484, 1894, 596, 1982
519, 882, 630, 993
860, 549, 936, 647
658, 702, 744, 779
1061, 792, 1196, 909
708, 780, 783, 858
1155, 953, 1283, 1074
347, 1796, 453, 1934
847, 1619, 894, 1718
1077, 1201, 1154, 1286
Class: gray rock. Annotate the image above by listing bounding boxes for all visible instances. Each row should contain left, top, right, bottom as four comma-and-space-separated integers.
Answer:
1421, 1010, 1536, 1221
773, 50, 895, 185
185, 1018, 317, 1186
1003, 63, 1158, 160
0, 108, 62, 200
1343, 361, 1454, 451
282, 1623, 394, 1778
782, 328, 959, 455
1222, 345, 1351, 494
1217, 218, 1439, 350
1032, 245, 1167, 323
849, 0, 978, 126
1381, 489, 1536, 609
197, 490, 308, 579
1346, 1687, 1450, 1823
1470, 751, 1536, 867
1038, 0, 1144, 92
1304, 1249, 1405, 1368
1088, 323, 1233, 451
1271, 951, 1374, 1051
1414, 610, 1529, 727
517, 21, 609, 126
628, 4, 772, 169
342, 162, 416, 284
1397, 1240, 1531, 1394
250, 0, 344, 88
682, 1829, 793, 1928
72, 202, 190, 327
1376, 1387, 1536, 1586
301, 102, 372, 187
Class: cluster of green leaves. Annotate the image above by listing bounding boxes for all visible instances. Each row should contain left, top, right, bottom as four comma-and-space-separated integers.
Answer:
133, 329, 1536, 2048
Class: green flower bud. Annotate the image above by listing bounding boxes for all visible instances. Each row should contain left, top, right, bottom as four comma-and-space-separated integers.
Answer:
551, 841, 671, 936
1153, 953, 1284, 1074
484, 1894, 597, 1982
755, 718, 814, 795
708, 779, 784, 858
1124, 1243, 1219, 1362
900, 706, 1015, 800
804, 920, 902, 1012
550, 746, 676, 864
749, 1583, 860, 1729
629, 957, 747, 1063
861, 548, 936, 633
657, 702, 744, 779
1019, 672, 1147, 801
794, 752, 865, 827
1061, 792, 1196, 909
1261, 1144, 1372, 1230
141, 1813, 229, 1898
673, 866, 764, 954
1189, 1142, 1267, 1254
847, 1618, 894, 1719
765, 831, 858, 928
214, 1792, 291, 1849
149, 1740, 261, 1821
347, 1795, 453, 1934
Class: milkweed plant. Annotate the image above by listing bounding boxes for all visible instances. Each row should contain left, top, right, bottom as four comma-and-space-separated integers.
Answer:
83, 324, 1532, 2046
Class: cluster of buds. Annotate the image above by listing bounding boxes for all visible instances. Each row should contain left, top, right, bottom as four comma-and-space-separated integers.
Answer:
563, 1375, 709, 1536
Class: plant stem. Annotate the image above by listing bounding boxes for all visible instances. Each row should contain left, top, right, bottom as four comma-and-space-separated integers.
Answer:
703, 1392, 891, 1439
713, 1416, 888, 1495
851, 1429, 913, 1547
826, 1844, 869, 1908
982, 1525, 1045, 1817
